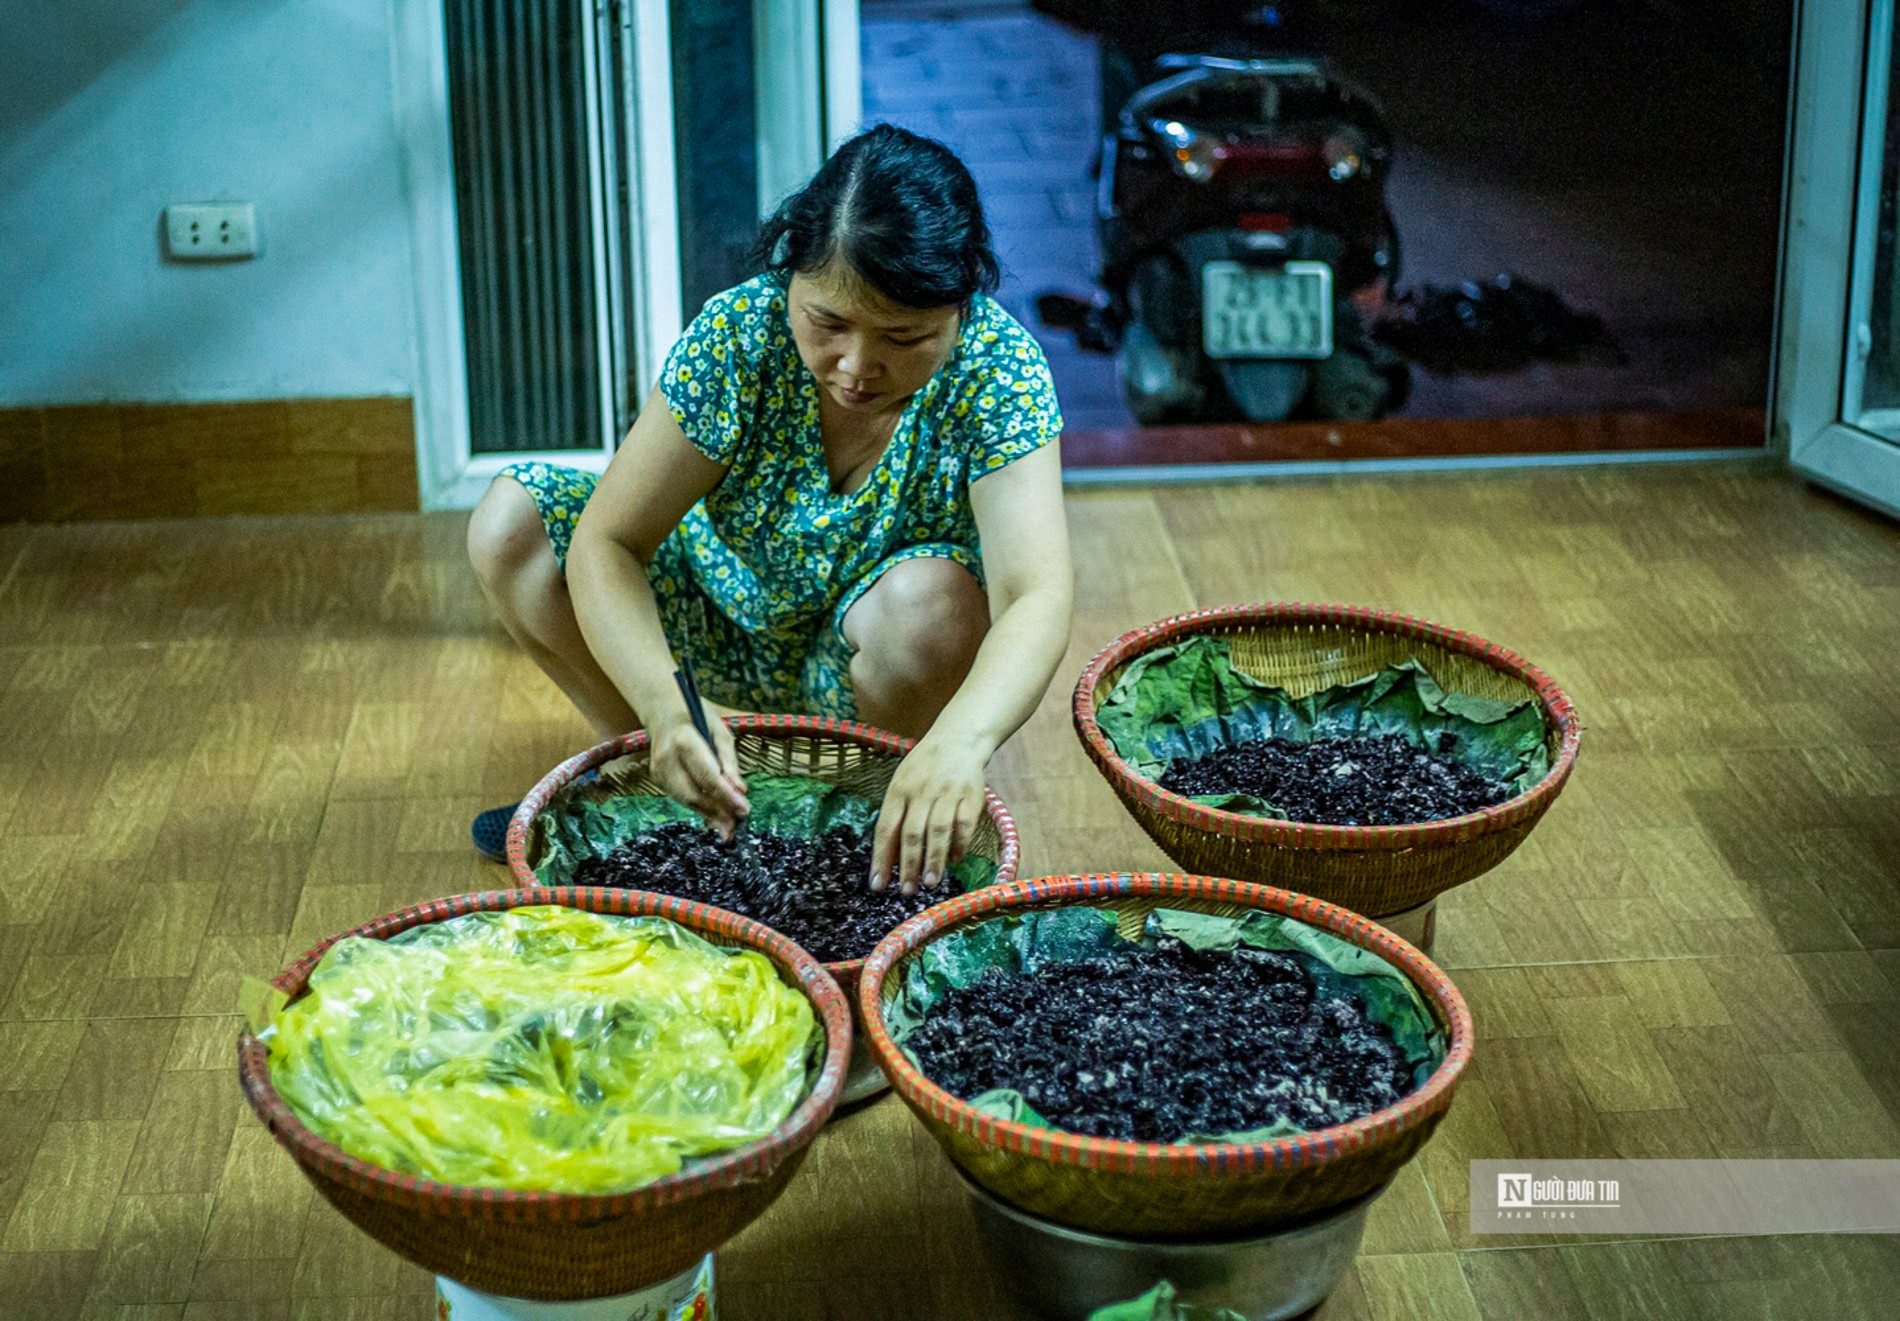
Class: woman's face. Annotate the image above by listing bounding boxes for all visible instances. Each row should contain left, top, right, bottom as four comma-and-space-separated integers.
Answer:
788, 265, 961, 415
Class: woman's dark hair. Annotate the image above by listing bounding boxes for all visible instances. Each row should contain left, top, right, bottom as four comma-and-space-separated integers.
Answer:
753, 124, 1000, 309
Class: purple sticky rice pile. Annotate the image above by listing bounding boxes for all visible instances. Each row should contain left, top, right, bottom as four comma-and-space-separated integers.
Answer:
904, 937, 1410, 1142
572, 821, 935, 963
1159, 733, 1511, 824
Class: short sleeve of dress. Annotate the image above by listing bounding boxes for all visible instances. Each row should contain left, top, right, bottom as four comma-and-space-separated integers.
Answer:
660, 281, 770, 465
961, 309, 1065, 483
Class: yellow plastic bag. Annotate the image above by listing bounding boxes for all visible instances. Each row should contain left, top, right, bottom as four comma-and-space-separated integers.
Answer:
260, 906, 818, 1193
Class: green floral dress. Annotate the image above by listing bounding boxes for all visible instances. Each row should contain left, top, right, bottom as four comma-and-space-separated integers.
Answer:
502, 272, 1062, 718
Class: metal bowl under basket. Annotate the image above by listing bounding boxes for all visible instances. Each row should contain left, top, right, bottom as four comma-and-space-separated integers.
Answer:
859, 873, 1474, 1239
1073, 603, 1582, 919
237, 887, 851, 1302
960, 1165, 1383, 1321
507, 715, 1021, 1105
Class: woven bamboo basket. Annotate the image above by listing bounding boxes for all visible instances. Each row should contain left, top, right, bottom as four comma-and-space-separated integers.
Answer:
237, 886, 851, 1301
508, 714, 1021, 1104
860, 873, 1473, 1238
1073, 604, 1582, 918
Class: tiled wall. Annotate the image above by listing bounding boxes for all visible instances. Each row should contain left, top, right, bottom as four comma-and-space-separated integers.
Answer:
0, 397, 418, 522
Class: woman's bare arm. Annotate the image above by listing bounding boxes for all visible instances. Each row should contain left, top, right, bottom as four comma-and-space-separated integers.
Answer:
870, 441, 1074, 891
567, 386, 750, 829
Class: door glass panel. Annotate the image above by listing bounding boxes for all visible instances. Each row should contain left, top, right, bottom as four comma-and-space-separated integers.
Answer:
671, 0, 762, 320
1859, 14, 1900, 418
444, 0, 602, 455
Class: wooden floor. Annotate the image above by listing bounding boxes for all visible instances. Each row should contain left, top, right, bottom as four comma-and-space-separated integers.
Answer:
2, 458, 1898, 1319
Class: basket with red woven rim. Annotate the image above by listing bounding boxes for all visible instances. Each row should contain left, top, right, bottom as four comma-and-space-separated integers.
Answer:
506, 714, 1021, 1102
858, 873, 1474, 1237
236, 887, 851, 1301
1073, 603, 1581, 919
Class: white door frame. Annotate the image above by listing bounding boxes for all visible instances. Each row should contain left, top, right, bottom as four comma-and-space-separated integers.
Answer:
390, 0, 473, 512
753, 0, 861, 216
754, 1, 826, 217
821, 0, 863, 151
394, 0, 685, 511
1777, 0, 1900, 519
397, 0, 854, 511
619, 0, 687, 415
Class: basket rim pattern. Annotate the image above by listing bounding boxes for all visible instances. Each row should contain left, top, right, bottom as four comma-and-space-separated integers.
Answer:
237, 885, 852, 1220
857, 872, 1475, 1179
1072, 602, 1583, 852
505, 713, 1023, 978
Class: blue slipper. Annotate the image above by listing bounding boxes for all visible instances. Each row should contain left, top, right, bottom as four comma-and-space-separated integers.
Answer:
472, 771, 602, 863
471, 805, 518, 863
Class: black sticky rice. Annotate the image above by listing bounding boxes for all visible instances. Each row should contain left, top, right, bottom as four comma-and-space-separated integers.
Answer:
571, 821, 936, 964
1158, 732, 1511, 825
903, 937, 1411, 1142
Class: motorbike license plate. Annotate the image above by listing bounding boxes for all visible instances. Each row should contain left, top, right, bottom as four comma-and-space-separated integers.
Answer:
1201, 260, 1334, 359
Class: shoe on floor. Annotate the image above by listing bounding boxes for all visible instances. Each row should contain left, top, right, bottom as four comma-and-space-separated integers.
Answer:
471, 804, 519, 863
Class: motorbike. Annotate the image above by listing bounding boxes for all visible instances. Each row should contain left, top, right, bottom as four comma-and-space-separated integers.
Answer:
1035, 7, 1411, 423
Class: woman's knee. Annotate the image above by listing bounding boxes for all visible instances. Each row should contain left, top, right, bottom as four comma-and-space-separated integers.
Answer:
849, 559, 989, 687
466, 477, 551, 595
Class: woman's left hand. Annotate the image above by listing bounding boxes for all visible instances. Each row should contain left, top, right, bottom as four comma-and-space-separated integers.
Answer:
870, 732, 989, 896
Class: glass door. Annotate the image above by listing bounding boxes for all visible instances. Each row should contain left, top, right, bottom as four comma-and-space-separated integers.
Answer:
672, 0, 862, 316
400, 0, 859, 509
1777, 0, 1900, 518
1845, 1, 1900, 437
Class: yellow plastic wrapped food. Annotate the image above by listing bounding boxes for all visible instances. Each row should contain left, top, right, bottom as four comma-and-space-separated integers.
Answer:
260, 906, 818, 1193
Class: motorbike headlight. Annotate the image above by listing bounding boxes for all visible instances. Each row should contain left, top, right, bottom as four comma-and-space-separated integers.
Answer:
1322, 130, 1366, 181
1157, 119, 1221, 184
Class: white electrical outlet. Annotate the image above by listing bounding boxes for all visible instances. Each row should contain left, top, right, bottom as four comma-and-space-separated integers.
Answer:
163, 202, 258, 260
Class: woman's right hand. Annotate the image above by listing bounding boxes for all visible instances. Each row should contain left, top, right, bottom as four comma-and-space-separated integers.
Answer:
650, 704, 751, 838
